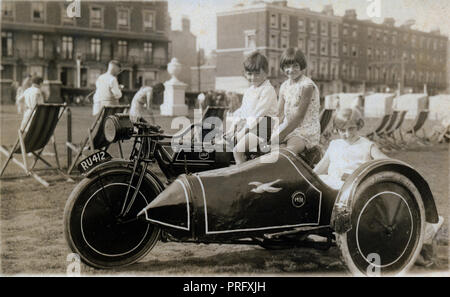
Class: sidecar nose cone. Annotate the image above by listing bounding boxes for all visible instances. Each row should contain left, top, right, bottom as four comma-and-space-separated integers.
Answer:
139, 179, 190, 231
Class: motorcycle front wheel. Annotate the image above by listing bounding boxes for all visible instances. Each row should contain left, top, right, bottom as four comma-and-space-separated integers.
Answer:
63, 168, 163, 269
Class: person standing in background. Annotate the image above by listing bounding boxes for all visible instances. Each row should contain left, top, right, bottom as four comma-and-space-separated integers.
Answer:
92, 60, 123, 116
15, 74, 32, 114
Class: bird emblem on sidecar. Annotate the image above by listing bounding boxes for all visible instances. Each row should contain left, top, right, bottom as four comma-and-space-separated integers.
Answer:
248, 179, 282, 193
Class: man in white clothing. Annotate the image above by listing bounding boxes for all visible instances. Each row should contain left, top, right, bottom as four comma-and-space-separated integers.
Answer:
20, 76, 45, 131
92, 60, 123, 116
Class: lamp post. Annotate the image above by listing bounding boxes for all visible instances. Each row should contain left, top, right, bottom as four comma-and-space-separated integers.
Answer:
76, 53, 81, 88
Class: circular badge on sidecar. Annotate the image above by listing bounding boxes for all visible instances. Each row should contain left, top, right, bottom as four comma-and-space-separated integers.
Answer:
291, 191, 306, 208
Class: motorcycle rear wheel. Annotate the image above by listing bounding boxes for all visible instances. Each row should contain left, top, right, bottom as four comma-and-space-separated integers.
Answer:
64, 169, 163, 269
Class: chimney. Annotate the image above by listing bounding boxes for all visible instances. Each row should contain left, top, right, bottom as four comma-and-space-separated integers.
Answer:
182, 15, 190, 32
271, 0, 288, 7
401, 19, 415, 29
383, 18, 395, 26
344, 9, 357, 20
322, 4, 334, 16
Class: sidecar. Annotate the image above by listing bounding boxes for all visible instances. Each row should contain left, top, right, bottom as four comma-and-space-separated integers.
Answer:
138, 148, 438, 275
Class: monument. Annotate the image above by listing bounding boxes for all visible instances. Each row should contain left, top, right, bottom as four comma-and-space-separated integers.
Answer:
160, 57, 189, 116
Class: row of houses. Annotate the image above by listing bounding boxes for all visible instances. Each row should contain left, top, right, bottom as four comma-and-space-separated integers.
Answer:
214, 1, 448, 96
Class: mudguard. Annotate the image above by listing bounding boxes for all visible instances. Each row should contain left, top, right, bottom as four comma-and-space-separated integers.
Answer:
83, 158, 165, 192
331, 158, 438, 234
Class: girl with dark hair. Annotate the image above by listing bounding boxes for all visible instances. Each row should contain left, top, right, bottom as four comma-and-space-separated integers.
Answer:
269, 47, 321, 155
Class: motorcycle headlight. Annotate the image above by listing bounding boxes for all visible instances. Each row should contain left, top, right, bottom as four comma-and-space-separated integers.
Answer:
104, 114, 134, 143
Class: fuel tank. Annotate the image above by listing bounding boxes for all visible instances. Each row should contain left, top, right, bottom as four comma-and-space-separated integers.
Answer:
138, 149, 338, 239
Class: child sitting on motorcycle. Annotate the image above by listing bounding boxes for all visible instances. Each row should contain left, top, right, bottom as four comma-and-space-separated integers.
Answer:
225, 51, 278, 164
268, 48, 321, 156
313, 108, 388, 190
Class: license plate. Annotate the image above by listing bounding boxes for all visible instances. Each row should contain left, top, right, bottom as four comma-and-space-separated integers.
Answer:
77, 151, 112, 174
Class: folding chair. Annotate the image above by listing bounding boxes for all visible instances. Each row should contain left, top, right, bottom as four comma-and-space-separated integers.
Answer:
366, 113, 391, 141
0, 103, 71, 187
66, 105, 129, 174
379, 110, 408, 150
372, 110, 399, 143
398, 110, 430, 147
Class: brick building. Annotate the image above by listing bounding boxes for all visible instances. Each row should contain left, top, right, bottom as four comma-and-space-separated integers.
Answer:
1, 0, 170, 103
216, 1, 448, 96
216, 1, 342, 95
170, 16, 197, 91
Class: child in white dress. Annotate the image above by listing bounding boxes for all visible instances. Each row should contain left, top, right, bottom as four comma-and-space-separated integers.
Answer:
269, 48, 321, 155
227, 52, 278, 164
313, 108, 388, 190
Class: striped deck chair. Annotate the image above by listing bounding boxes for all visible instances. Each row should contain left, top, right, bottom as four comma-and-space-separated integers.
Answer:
0, 103, 71, 187
399, 110, 430, 147
379, 110, 408, 149
366, 113, 391, 140
372, 110, 400, 143
66, 105, 129, 174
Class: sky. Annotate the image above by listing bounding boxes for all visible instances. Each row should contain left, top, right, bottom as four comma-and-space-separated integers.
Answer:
167, 0, 450, 54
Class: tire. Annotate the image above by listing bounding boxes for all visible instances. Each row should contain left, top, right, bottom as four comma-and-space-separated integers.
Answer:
63, 168, 163, 269
336, 171, 425, 276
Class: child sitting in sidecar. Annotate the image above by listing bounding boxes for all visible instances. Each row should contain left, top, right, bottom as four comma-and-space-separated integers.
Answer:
225, 52, 278, 164
313, 108, 388, 190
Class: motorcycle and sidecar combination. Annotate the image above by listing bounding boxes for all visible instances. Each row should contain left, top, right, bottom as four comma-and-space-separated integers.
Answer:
63, 115, 439, 275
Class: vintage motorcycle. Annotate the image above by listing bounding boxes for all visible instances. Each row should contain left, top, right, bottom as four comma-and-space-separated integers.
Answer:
63, 115, 439, 275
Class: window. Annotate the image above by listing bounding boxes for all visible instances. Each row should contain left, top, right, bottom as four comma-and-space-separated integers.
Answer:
2, 2, 14, 19
403, 33, 408, 43
90, 6, 103, 27
280, 32, 289, 49
1, 32, 13, 56
309, 38, 317, 54
352, 64, 358, 79
351, 45, 357, 57
331, 23, 339, 37
269, 32, 278, 48
342, 63, 348, 77
368, 27, 373, 39
29, 66, 44, 77
270, 13, 278, 28
118, 40, 128, 58
342, 43, 348, 56
343, 24, 349, 36
331, 41, 338, 57
331, 61, 338, 79
383, 48, 387, 59
298, 18, 305, 32
320, 60, 328, 77
90, 38, 101, 61
32, 34, 44, 58
61, 3, 75, 25
143, 10, 155, 30
352, 25, 358, 38
321, 21, 328, 36
392, 48, 397, 59
281, 15, 289, 30
61, 36, 73, 59
320, 39, 328, 55
32, 2, 45, 22
144, 42, 152, 63
244, 30, 256, 49
117, 8, 129, 27
309, 60, 317, 77
269, 56, 278, 77
367, 47, 372, 58
376, 30, 381, 41
298, 37, 305, 51
392, 32, 397, 45
309, 20, 317, 34
411, 35, 416, 47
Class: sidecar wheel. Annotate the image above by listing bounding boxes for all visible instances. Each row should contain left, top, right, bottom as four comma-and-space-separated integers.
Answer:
336, 171, 425, 276
64, 169, 162, 269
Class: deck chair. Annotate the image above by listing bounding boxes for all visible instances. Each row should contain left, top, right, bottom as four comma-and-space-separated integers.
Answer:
0, 103, 72, 187
66, 105, 129, 174
366, 113, 391, 140
379, 110, 408, 150
372, 110, 400, 143
399, 110, 430, 147
320, 109, 335, 134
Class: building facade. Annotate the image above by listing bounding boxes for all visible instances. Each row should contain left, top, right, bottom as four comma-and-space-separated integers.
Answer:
216, 1, 448, 96
1, 0, 171, 103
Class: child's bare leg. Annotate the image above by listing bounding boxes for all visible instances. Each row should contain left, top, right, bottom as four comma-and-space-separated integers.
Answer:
233, 132, 260, 164
285, 136, 307, 155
